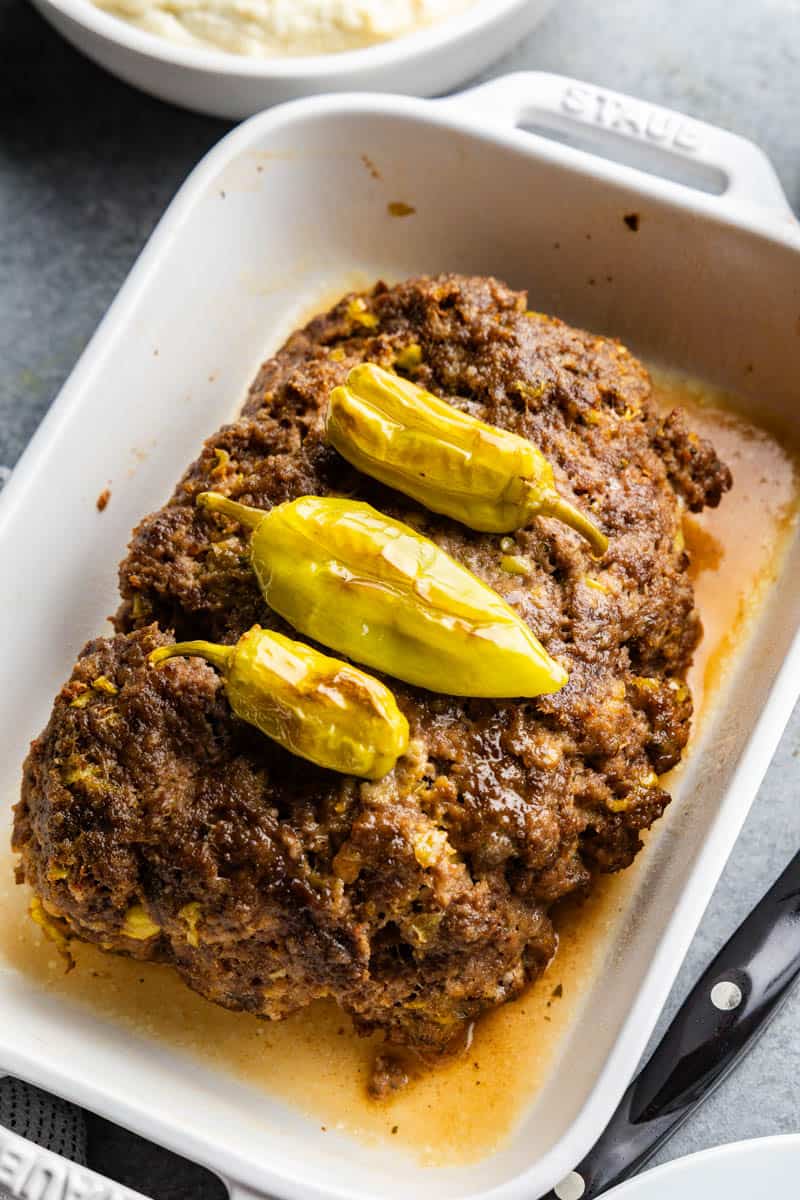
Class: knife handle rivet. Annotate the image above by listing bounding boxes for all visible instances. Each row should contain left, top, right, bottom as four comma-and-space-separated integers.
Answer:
710, 980, 743, 1011
554, 1171, 586, 1199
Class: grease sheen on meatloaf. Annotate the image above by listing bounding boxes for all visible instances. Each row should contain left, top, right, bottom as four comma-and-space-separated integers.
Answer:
14, 276, 731, 1086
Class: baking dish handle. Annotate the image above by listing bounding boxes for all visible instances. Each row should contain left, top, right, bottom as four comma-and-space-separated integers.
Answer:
444, 72, 796, 220
0, 1113, 282, 1200
0, 1122, 269, 1200
0, 1122, 153, 1199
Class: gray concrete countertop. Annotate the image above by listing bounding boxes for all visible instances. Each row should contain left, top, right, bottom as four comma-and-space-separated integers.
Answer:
1, 0, 798, 1194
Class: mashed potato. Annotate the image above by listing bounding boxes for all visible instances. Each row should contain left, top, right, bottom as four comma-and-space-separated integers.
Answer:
93, 0, 478, 56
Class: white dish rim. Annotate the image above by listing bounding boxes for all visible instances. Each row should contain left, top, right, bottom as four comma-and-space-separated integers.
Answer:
603, 1134, 800, 1199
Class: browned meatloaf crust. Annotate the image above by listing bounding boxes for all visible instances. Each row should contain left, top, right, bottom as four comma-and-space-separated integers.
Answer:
14, 275, 731, 1088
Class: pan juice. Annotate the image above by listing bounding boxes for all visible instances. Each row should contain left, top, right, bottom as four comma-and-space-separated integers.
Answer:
1, 369, 798, 1166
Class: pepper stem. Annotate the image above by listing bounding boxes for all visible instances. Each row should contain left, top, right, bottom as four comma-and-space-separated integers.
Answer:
197, 491, 263, 531
535, 492, 609, 558
149, 641, 234, 674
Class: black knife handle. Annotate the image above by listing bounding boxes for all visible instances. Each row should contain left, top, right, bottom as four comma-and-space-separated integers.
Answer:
545, 848, 800, 1200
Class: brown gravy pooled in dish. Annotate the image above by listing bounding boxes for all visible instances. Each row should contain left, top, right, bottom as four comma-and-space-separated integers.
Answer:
1, 368, 797, 1166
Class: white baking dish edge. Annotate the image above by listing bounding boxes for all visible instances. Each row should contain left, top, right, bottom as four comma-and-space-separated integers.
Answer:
1, 76, 799, 1200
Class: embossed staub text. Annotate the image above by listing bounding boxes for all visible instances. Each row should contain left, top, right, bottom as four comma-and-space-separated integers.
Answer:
560, 83, 703, 153
0, 1127, 141, 1200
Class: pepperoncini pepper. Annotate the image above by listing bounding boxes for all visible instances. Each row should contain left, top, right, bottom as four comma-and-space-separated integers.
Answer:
326, 363, 608, 557
196, 492, 568, 699
149, 626, 409, 781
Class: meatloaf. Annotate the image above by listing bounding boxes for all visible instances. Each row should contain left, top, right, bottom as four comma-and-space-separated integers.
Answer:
14, 274, 731, 1091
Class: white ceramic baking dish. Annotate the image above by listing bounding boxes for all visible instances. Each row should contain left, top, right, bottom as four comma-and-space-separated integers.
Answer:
27, 0, 555, 119
1, 73, 799, 1200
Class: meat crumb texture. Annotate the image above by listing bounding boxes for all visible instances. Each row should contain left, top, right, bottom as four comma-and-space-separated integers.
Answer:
13, 275, 731, 1091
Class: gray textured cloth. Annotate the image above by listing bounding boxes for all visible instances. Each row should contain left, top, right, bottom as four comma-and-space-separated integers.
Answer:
0, 1077, 86, 1164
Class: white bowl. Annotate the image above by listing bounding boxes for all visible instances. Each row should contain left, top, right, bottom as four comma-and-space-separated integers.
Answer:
603, 1136, 800, 1200
27, 0, 556, 119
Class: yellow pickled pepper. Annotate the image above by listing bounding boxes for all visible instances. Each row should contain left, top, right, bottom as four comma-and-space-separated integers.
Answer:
150, 626, 409, 780
327, 363, 608, 556
196, 493, 568, 699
